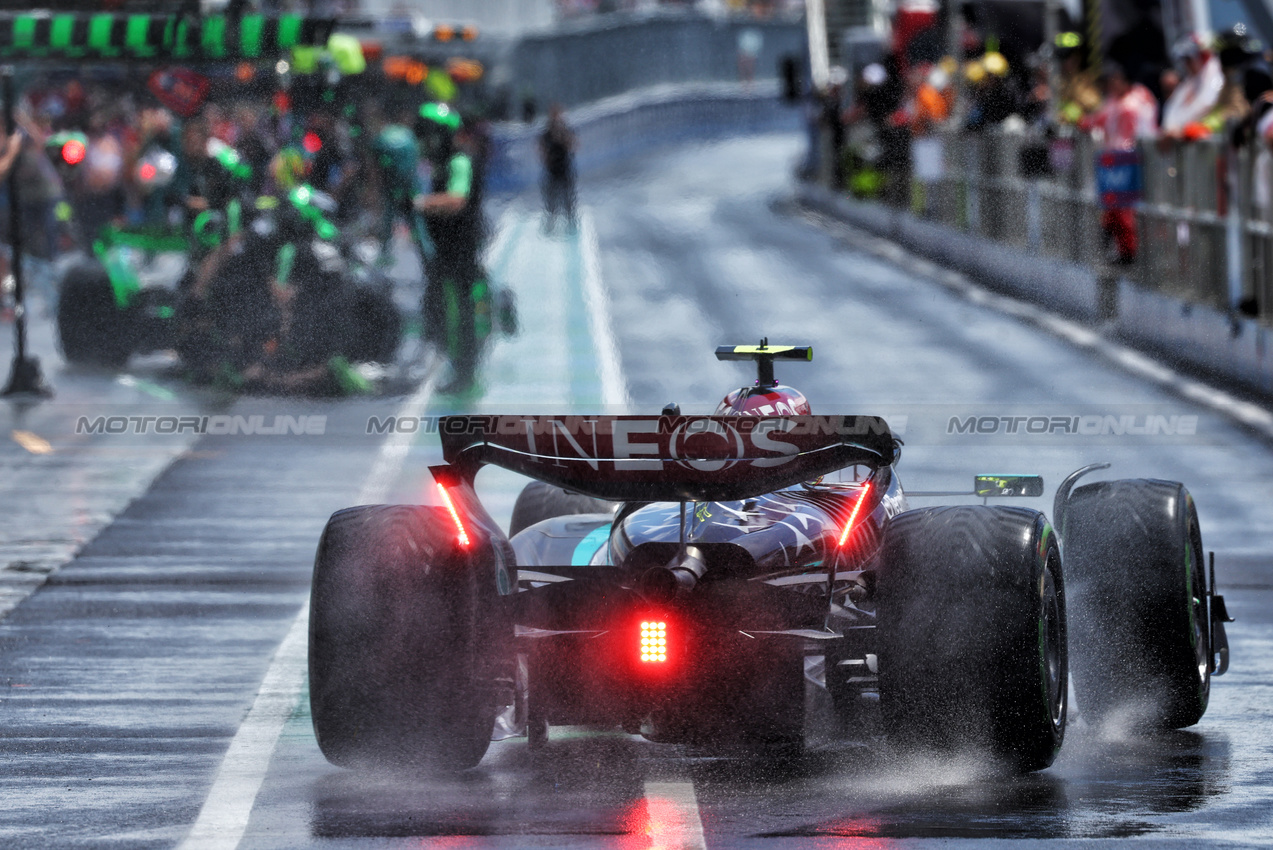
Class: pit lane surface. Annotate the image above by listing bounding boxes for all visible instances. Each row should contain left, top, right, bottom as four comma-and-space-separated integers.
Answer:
1, 133, 1272, 848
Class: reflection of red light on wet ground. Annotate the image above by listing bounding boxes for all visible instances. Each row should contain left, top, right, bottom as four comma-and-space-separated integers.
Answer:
807, 816, 892, 847
618, 783, 707, 850
412, 837, 480, 848
645, 795, 687, 849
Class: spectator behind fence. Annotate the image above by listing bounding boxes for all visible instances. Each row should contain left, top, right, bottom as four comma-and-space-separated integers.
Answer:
903, 61, 952, 136
1161, 34, 1225, 140
857, 57, 909, 205
964, 52, 1020, 131
1252, 102, 1273, 243
1158, 67, 1181, 125
1081, 61, 1158, 264
1057, 40, 1102, 126
820, 70, 848, 189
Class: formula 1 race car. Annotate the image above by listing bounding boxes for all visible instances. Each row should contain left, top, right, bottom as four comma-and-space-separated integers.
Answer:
308, 344, 1232, 774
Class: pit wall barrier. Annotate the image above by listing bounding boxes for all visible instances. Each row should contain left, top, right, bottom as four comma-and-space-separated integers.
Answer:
486, 81, 804, 194
798, 180, 1273, 397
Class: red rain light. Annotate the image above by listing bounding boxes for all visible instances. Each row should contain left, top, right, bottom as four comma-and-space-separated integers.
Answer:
435, 483, 471, 547
139, 163, 157, 181
302, 132, 322, 154
837, 481, 873, 548
61, 139, 86, 166
640, 620, 668, 663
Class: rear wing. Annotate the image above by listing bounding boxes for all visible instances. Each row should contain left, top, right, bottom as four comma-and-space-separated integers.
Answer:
437, 415, 898, 502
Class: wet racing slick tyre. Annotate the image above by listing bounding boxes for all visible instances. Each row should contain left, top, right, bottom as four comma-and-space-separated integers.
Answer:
309, 505, 513, 771
56, 259, 133, 368
1062, 479, 1209, 730
878, 506, 1066, 773
508, 480, 611, 538
347, 285, 402, 365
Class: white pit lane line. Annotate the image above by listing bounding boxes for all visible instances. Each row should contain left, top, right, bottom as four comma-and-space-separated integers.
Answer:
581, 208, 629, 410
643, 781, 709, 850
178, 371, 439, 850
180, 214, 639, 848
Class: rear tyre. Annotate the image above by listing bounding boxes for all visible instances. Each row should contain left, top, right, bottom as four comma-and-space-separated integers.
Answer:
1063, 479, 1209, 730
56, 260, 133, 367
309, 505, 512, 771
878, 506, 1066, 773
508, 480, 611, 537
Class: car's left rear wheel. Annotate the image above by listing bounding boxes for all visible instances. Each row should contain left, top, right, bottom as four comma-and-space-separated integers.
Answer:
309, 505, 511, 771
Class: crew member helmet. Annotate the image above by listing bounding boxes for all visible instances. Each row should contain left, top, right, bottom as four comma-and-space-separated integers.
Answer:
415, 101, 462, 160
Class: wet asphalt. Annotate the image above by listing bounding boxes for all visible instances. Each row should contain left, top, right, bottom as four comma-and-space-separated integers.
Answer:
1, 133, 1272, 847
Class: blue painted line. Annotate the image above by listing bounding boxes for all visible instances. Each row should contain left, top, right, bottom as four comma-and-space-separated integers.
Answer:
488, 215, 529, 290
565, 224, 603, 406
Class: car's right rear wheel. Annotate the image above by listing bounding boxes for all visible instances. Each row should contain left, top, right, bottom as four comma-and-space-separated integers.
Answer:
878, 506, 1067, 773
1062, 478, 1209, 730
508, 480, 611, 538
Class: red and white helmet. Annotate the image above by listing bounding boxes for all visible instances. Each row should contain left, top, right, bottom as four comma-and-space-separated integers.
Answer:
713, 342, 814, 416
715, 384, 811, 416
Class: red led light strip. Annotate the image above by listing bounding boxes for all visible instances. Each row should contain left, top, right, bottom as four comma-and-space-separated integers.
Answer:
837, 481, 872, 548
436, 483, 471, 547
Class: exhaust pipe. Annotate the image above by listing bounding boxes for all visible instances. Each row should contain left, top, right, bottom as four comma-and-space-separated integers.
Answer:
638, 546, 708, 604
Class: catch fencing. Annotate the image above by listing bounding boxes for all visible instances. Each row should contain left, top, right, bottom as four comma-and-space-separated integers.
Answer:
899, 130, 1273, 322
487, 81, 803, 194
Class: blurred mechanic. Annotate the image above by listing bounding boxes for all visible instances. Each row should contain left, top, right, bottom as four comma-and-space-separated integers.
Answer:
0, 130, 21, 318
176, 115, 254, 292
238, 188, 369, 396
371, 119, 435, 270
538, 103, 577, 232
414, 102, 482, 393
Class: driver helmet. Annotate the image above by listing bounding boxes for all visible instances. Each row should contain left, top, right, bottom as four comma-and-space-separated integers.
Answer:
715, 384, 811, 416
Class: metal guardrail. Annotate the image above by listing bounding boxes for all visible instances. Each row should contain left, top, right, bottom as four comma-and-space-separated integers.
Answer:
508, 14, 806, 111
889, 130, 1271, 322
487, 82, 802, 194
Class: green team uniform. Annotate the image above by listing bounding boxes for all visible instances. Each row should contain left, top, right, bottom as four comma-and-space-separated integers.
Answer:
372, 124, 435, 265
